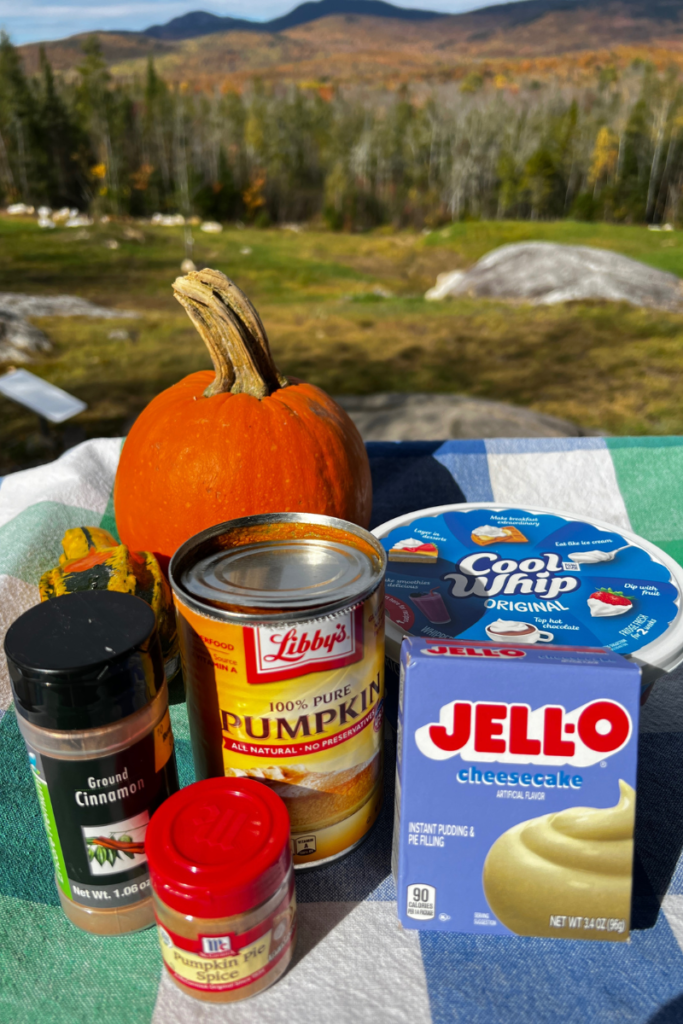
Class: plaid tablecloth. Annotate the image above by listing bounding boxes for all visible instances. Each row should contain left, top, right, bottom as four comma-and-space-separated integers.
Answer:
3, 436, 683, 1024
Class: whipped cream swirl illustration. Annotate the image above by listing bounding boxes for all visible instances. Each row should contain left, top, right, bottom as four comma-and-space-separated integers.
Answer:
568, 545, 630, 565
587, 589, 633, 617
487, 619, 535, 635
472, 525, 508, 539
483, 780, 635, 939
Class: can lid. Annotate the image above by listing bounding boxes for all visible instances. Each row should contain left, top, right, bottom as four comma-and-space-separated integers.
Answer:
145, 777, 292, 919
171, 513, 386, 622
184, 537, 377, 610
4, 591, 163, 730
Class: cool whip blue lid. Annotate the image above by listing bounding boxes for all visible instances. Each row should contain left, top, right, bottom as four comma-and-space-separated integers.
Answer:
374, 504, 683, 684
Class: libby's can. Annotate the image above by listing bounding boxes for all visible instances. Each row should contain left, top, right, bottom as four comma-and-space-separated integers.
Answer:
169, 513, 386, 867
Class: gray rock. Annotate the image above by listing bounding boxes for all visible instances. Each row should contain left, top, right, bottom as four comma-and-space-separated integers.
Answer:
335, 392, 585, 441
0, 293, 139, 319
0, 293, 141, 364
0, 311, 51, 363
426, 242, 683, 311
425, 270, 466, 300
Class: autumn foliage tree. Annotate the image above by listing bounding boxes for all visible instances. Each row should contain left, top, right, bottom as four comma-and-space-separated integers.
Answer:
1, 33, 683, 227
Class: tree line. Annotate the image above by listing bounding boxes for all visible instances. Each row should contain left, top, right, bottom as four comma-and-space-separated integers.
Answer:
0, 32, 681, 228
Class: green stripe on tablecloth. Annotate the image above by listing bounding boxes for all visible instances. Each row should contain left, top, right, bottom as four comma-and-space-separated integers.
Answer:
98, 438, 124, 540
169, 702, 196, 787
0, 502, 108, 584
606, 438, 683, 567
99, 490, 120, 541
0, 705, 194, 908
0, 702, 193, 1024
0, 894, 159, 1024
607, 438, 683, 448
0, 709, 59, 906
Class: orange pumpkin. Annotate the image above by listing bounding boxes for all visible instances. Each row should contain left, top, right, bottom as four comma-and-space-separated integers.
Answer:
114, 269, 372, 572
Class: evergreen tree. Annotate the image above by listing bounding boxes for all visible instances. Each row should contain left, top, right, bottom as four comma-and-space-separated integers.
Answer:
0, 32, 37, 201
0, 33, 678, 228
36, 47, 88, 207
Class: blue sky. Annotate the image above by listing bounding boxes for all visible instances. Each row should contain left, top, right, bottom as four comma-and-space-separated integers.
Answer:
0, 0, 512, 45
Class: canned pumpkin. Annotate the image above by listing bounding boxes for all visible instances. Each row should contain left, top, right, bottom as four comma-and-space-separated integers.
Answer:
169, 513, 386, 867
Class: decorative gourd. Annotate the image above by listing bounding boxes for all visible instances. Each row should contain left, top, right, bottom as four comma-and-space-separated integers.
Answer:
39, 526, 179, 677
113, 269, 372, 572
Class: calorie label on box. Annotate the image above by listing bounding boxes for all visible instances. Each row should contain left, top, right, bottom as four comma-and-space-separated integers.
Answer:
392, 639, 641, 941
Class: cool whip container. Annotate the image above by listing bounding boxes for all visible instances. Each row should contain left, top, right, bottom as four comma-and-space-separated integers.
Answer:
374, 503, 683, 693
393, 637, 640, 941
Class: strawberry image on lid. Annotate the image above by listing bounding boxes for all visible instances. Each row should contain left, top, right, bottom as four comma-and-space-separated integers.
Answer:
588, 588, 633, 618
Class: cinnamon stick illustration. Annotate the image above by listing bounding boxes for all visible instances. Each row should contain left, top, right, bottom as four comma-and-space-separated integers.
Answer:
89, 838, 145, 853
86, 832, 145, 865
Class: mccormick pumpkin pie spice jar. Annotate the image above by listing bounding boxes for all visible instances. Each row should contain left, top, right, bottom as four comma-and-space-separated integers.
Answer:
169, 512, 387, 867
146, 777, 296, 1002
4, 590, 179, 935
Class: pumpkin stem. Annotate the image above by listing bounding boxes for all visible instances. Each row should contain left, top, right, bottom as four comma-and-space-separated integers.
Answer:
172, 268, 289, 399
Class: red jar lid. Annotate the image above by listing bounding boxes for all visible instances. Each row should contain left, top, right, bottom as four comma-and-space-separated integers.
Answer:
145, 777, 292, 919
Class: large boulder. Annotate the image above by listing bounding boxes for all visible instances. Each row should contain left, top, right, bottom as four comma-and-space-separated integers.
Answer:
0, 294, 139, 364
335, 392, 585, 440
0, 311, 51, 363
0, 293, 138, 318
426, 242, 683, 311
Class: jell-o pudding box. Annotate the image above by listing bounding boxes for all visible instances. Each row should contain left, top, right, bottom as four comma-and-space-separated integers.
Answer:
393, 638, 640, 941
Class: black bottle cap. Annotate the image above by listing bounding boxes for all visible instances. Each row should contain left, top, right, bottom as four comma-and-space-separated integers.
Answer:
4, 591, 165, 731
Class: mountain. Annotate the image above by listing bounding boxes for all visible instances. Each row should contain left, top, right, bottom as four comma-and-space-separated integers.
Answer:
143, 0, 444, 40
16, 0, 683, 86
143, 11, 254, 39
142, 0, 683, 41
453, 0, 683, 26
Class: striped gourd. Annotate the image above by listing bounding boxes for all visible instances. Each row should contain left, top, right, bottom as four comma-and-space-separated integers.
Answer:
39, 527, 179, 679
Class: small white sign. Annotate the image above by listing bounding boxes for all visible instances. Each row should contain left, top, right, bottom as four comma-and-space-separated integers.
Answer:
407, 883, 436, 920
0, 368, 86, 423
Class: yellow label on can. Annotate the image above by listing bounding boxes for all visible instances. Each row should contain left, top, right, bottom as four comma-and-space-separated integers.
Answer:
174, 587, 385, 864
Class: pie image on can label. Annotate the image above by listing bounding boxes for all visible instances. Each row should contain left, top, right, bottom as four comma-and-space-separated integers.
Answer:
169, 513, 386, 868
374, 503, 683, 694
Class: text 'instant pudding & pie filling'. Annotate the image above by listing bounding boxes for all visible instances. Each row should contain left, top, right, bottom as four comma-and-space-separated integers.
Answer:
393, 638, 641, 941
375, 503, 683, 691
169, 513, 386, 867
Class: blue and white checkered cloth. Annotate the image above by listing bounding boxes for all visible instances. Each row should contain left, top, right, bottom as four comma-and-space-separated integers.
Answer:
3, 437, 683, 1024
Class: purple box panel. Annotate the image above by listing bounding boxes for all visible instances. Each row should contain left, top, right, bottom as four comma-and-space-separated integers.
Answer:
394, 639, 641, 943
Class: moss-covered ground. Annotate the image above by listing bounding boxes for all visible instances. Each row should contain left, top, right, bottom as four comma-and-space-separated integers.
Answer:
2, 217, 683, 472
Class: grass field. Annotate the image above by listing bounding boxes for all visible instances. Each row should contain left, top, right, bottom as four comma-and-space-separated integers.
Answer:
2, 217, 683, 473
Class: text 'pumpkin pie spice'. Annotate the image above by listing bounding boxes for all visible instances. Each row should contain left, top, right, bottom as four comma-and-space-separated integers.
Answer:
145, 777, 296, 1003
169, 512, 387, 867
